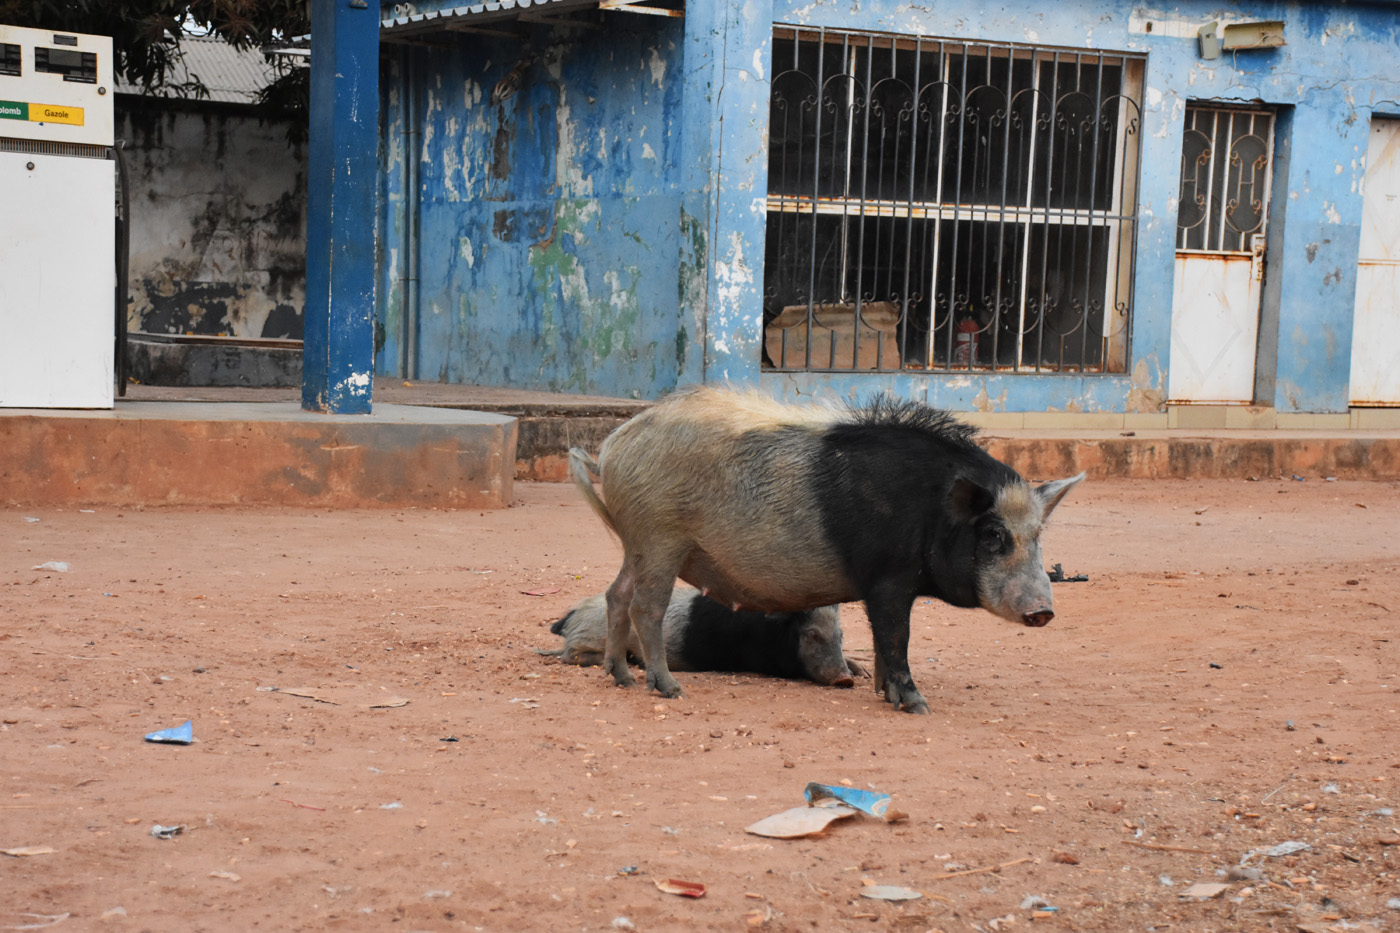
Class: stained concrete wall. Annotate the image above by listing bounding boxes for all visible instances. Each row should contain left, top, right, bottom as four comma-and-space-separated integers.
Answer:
378, 15, 701, 397
378, 1, 1400, 413
118, 101, 307, 340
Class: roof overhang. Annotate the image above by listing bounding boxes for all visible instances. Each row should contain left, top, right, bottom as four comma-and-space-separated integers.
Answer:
381, 0, 681, 40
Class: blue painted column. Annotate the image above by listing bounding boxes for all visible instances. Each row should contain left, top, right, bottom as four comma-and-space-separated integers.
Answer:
304, 0, 379, 414
682, 0, 773, 386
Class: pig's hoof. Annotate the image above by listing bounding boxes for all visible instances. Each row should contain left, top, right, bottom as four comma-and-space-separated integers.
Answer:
604, 658, 636, 688
882, 678, 929, 714
646, 670, 684, 699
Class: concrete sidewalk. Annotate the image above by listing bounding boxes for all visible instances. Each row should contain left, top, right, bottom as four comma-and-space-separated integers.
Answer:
2, 380, 1397, 508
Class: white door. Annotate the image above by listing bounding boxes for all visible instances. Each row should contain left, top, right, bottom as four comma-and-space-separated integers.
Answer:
1168, 107, 1274, 403
1350, 117, 1400, 406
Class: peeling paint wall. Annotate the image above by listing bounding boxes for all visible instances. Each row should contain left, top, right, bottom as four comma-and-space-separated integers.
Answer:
381, 1, 1400, 411
118, 102, 306, 339
377, 15, 697, 398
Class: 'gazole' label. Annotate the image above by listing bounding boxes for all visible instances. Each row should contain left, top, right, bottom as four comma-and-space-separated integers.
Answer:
0, 100, 85, 125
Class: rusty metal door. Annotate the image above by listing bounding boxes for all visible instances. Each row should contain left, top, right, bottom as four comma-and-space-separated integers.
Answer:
1350, 117, 1400, 406
1167, 106, 1274, 403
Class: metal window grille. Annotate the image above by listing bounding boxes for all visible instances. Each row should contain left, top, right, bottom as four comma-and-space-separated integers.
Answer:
763, 26, 1146, 374
1175, 106, 1274, 253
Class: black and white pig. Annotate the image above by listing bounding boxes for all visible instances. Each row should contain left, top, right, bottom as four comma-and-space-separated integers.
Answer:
569, 386, 1083, 714
540, 586, 865, 686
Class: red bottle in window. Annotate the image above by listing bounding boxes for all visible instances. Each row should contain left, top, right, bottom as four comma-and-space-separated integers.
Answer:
954, 316, 979, 367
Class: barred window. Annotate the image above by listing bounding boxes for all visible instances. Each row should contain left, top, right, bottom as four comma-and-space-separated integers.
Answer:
763, 27, 1145, 374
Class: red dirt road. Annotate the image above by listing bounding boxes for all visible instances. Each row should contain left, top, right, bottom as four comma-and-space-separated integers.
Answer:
3, 478, 1399, 932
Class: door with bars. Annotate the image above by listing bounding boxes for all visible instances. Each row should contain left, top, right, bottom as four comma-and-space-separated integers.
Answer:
762, 27, 1145, 375
1167, 105, 1275, 404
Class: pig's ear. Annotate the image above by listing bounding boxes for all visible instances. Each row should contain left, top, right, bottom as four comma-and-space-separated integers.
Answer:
1034, 472, 1085, 520
948, 476, 995, 524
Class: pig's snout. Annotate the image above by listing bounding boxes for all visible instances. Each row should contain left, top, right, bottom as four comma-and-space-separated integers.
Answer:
1022, 609, 1054, 627
829, 675, 855, 688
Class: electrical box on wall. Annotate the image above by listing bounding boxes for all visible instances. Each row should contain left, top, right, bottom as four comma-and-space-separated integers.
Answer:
1198, 20, 1286, 60
0, 23, 116, 408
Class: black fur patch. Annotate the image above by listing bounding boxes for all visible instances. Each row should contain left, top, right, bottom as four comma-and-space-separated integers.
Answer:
550, 611, 574, 636
840, 393, 981, 447
811, 395, 1020, 605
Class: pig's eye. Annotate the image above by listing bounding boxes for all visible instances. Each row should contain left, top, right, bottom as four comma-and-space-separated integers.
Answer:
980, 525, 1011, 556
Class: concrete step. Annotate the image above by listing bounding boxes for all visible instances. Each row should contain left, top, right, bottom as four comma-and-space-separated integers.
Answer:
0, 401, 516, 508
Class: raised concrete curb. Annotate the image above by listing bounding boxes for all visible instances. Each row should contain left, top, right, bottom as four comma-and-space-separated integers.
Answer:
0, 402, 516, 509
980, 430, 1400, 481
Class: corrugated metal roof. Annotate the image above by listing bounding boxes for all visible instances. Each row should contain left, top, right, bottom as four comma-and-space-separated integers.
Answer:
116, 35, 279, 105
381, 0, 601, 36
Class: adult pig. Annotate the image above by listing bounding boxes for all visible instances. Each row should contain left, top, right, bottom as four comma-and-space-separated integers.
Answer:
568, 386, 1082, 714
541, 586, 864, 686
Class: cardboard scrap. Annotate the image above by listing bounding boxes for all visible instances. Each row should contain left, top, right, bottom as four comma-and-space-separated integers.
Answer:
1179, 882, 1230, 899
745, 803, 858, 839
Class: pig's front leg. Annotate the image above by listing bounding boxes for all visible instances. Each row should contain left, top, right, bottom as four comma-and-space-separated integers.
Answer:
865, 583, 927, 714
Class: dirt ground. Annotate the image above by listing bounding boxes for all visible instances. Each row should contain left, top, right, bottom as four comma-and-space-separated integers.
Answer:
3, 477, 1400, 933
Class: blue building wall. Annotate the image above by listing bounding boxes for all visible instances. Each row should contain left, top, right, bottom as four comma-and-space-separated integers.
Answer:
379, 1, 1400, 412
379, 14, 701, 397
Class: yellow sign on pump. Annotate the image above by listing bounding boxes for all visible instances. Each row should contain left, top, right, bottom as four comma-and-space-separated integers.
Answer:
31, 103, 84, 125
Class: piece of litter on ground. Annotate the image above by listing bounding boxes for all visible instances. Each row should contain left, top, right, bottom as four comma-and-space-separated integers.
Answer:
379, 801, 403, 810
1387, 897, 1400, 910
522, 586, 561, 596
1, 846, 55, 857
23, 517, 39, 523
269, 687, 339, 705
745, 804, 857, 838
144, 720, 194, 745
209, 871, 241, 882
264, 686, 410, 709
5, 913, 69, 929
862, 885, 922, 901
804, 782, 907, 822
1020, 895, 1051, 909
1046, 562, 1089, 582
32, 561, 69, 572
150, 824, 183, 839
100, 908, 127, 920
655, 879, 706, 898
1241, 840, 1310, 864
1180, 882, 1230, 899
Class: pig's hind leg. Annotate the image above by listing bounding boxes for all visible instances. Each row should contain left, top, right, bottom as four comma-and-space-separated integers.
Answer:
618, 546, 687, 698
603, 566, 638, 688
